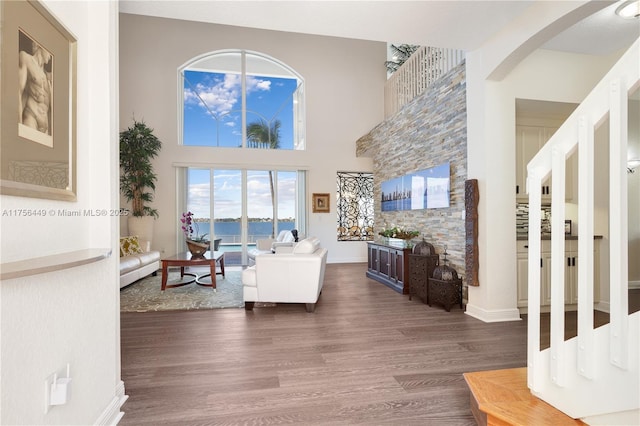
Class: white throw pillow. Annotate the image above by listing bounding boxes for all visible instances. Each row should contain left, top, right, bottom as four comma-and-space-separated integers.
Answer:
293, 238, 318, 254
282, 231, 295, 243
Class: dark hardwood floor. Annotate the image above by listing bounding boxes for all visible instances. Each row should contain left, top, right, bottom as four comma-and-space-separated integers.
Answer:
120, 263, 531, 425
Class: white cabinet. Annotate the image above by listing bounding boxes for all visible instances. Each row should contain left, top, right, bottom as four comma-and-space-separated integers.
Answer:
563, 240, 600, 305
517, 239, 599, 310
515, 125, 573, 202
565, 240, 578, 304
517, 240, 551, 307
516, 126, 546, 200
516, 251, 531, 307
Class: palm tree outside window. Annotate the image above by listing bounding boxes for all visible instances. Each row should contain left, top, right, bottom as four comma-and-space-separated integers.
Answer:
247, 119, 281, 237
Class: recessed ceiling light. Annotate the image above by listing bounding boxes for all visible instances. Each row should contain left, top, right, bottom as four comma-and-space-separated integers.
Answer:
616, 0, 640, 19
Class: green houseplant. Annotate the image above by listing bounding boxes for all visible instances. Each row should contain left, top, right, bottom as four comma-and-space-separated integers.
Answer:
120, 119, 162, 244
378, 226, 420, 248
119, 119, 162, 218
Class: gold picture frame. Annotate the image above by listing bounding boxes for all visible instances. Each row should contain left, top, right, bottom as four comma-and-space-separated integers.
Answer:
0, 0, 77, 201
312, 193, 330, 213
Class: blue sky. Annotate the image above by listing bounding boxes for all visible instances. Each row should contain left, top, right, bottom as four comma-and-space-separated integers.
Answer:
183, 70, 297, 148
182, 69, 299, 219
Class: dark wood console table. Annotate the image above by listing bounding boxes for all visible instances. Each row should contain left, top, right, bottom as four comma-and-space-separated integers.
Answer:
366, 241, 412, 294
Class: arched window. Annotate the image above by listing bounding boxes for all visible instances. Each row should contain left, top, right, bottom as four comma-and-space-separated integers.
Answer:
180, 50, 305, 150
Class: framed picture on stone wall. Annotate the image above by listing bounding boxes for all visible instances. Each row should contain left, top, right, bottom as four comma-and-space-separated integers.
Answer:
0, 0, 77, 201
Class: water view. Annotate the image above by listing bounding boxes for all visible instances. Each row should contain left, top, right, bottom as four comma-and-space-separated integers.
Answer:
193, 220, 295, 245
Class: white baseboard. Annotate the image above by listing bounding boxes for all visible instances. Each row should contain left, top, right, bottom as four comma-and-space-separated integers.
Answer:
583, 408, 640, 425
94, 380, 128, 425
465, 303, 522, 323
328, 259, 368, 264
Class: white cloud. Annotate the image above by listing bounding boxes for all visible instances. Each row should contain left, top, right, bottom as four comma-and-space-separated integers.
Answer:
246, 76, 271, 93
186, 182, 211, 218
184, 73, 271, 119
187, 170, 295, 219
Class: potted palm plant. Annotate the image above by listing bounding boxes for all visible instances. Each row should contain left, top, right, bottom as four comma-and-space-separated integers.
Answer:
120, 119, 162, 243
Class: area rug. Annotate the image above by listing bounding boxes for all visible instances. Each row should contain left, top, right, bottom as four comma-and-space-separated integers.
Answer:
120, 269, 244, 312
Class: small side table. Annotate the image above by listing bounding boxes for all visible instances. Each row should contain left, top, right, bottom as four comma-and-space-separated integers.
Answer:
161, 251, 225, 291
428, 277, 463, 312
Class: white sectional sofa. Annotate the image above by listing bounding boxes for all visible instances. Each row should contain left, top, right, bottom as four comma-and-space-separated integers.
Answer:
119, 236, 161, 288
242, 236, 327, 312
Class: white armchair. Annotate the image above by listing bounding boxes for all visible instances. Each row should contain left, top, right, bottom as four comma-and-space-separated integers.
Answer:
242, 236, 327, 312
247, 229, 299, 262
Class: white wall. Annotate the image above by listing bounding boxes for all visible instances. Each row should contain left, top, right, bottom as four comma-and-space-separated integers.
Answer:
0, 1, 123, 424
118, 14, 380, 263
466, 45, 622, 321
628, 99, 640, 284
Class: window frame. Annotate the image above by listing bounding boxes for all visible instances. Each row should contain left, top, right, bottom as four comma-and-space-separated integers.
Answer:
178, 49, 305, 150
180, 166, 308, 264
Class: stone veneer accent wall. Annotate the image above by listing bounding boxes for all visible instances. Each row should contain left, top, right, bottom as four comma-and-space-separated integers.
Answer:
357, 61, 467, 279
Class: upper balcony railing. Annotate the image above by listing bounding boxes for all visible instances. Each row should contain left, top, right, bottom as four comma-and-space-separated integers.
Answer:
384, 46, 465, 118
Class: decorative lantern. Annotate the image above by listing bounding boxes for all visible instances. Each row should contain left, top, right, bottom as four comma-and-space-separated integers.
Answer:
408, 238, 439, 304
428, 246, 463, 311
432, 246, 458, 280
412, 238, 435, 256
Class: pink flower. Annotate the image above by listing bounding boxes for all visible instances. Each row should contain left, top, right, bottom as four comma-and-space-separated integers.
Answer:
180, 211, 204, 241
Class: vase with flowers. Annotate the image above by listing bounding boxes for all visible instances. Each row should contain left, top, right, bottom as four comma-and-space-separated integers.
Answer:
378, 226, 420, 248
181, 211, 210, 257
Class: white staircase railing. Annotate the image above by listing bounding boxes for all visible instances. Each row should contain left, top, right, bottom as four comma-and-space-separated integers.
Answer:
526, 38, 639, 419
384, 46, 465, 118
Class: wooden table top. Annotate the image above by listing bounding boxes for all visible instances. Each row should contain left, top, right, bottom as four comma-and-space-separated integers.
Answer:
162, 251, 224, 263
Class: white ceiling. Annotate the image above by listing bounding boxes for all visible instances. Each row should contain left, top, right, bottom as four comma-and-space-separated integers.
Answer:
542, 1, 639, 55
119, 0, 639, 55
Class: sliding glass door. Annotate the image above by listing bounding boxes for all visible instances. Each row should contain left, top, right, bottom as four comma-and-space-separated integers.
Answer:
212, 170, 242, 264
186, 167, 305, 265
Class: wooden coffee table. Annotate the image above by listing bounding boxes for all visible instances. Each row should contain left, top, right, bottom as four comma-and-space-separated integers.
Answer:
160, 251, 225, 291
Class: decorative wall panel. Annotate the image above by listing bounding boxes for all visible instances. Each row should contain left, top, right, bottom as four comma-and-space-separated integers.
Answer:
337, 172, 374, 241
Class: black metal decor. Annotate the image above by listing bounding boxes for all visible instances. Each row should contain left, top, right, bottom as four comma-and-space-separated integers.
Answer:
337, 172, 374, 241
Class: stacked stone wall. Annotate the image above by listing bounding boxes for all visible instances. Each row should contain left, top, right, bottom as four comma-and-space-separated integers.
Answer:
359, 62, 467, 277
